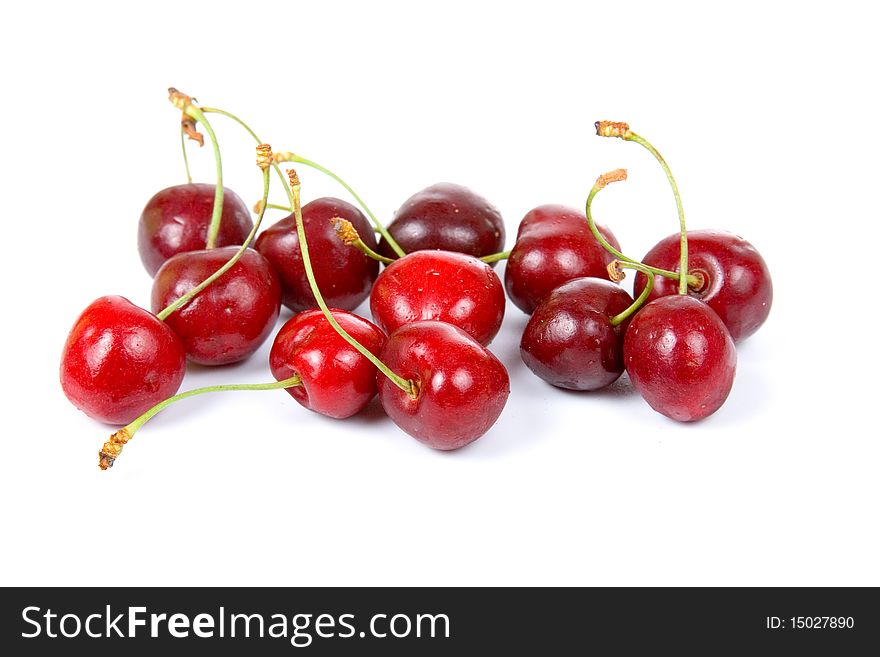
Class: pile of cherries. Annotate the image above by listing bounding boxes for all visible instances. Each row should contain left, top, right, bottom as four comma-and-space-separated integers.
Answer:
59, 92, 772, 470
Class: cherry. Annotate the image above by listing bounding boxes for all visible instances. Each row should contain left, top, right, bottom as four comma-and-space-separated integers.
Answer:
61, 296, 186, 425
369, 250, 506, 346
151, 247, 281, 365
270, 309, 386, 419
255, 198, 379, 312
376, 183, 506, 261
504, 204, 622, 314
137, 183, 253, 276
633, 230, 772, 342
520, 277, 635, 390
377, 320, 510, 450
624, 295, 736, 421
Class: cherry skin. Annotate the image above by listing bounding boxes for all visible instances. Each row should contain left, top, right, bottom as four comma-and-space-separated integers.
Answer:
60, 296, 186, 425
520, 278, 634, 390
624, 295, 736, 422
151, 247, 281, 365
633, 229, 772, 342
376, 183, 505, 261
270, 309, 387, 419
370, 250, 505, 346
255, 197, 379, 313
377, 321, 510, 450
138, 183, 254, 276
504, 204, 622, 314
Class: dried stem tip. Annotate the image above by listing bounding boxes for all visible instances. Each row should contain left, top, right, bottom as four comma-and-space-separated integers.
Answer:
98, 428, 132, 471
253, 199, 266, 214
595, 168, 628, 190
168, 87, 195, 111
256, 143, 273, 171
274, 151, 296, 164
595, 121, 632, 139
607, 260, 626, 282
287, 168, 300, 189
332, 217, 360, 245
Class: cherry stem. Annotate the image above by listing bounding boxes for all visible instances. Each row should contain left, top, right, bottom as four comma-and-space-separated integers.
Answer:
97, 375, 302, 470
287, 169, 415, 396
179, 102, 224, 250
157, 145, 272, 321
332, 218, 395, 264
585, 169, 701, 288
626, 133, 688, 295
199, 106, 407, 259
278, 152, 406, 258
480, 250, 510, 264
595, 122, 689, 295
179, 127, 193, 184
200, 107, 292, 207
608, 261, 655, 327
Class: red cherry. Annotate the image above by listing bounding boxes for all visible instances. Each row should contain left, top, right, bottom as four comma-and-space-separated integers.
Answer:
151, 247, 281, 365
624, 295, 736, 421
138, 183, 253, 276
255, 197, 379, 312
60, 296, 186, 425
377, 183, 505, 261
504, 205, 622, 314
520, 278, 634, 390
270, 309, 387, 419
377, 321, 510, 450
633, 229, 772, 342
370, 250, 505, 346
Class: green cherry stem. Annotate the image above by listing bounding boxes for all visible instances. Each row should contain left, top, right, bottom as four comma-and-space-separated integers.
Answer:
157, 144, 273, 321
595, 121, 689, 295
585, 169, 701, 288
169, 89, 225, 250
479, 250, 510, 264
287, 169, 415, 397
608, 261, 656, 327
199, 106, 407, 259
277, 152, 406, 258
98, 375, 302, 470
180, 127, 193, 184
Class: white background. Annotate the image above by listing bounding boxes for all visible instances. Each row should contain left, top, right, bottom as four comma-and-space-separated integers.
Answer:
1, 1, 877, 586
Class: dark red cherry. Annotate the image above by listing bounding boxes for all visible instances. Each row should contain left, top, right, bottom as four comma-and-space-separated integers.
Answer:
138, 183, 254, 276
633, 229, 772, 342
151, 247, 281, 365
60, 296, 186, 425
624, 295, 736, 422
520, 278, 634, 390
370, 250, 505, 346
255, 197, 379, 312
504, 204, 622, 314
376, 183, 505, 261
269, 309, 387, 419
377, 321, 510, 450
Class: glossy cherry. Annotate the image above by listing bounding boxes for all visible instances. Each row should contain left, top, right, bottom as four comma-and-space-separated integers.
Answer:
60, 296, 186, 425
270, 309, 386, 419
376, 183, 505, 261
370, 250, 506, 346
504, 205, 622, 314
624, 295, 736, 422
520, 278, 634, 390
138, 183, 253, 276
151, 247, 281, 365
255, 197, 379, 312
377, 321, 510, 450
633, 230, 772, 342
